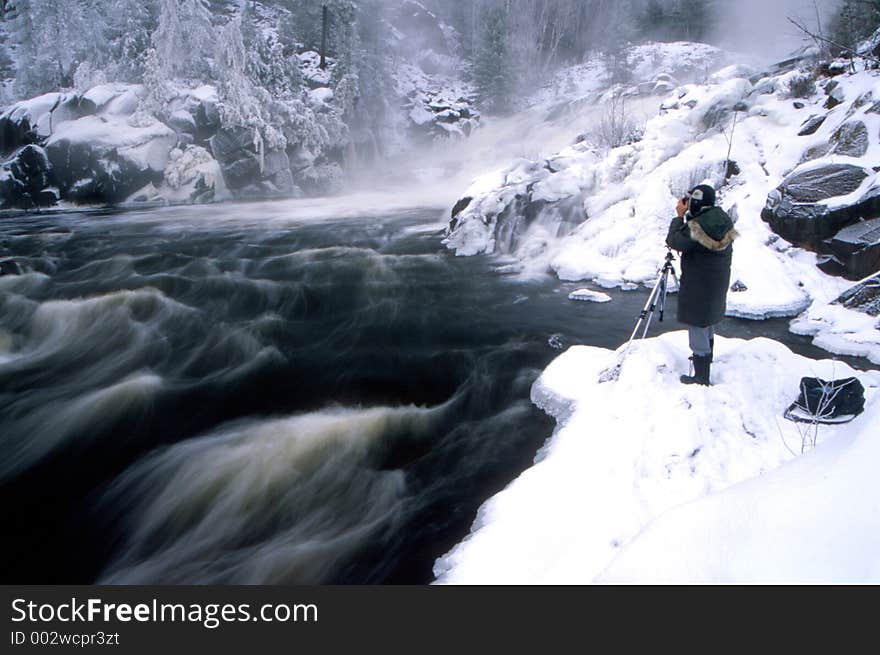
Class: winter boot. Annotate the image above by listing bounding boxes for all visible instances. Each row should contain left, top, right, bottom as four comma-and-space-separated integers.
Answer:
680, 354, 711, 386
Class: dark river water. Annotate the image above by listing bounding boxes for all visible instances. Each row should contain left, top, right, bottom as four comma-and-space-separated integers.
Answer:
0, 201, 862, 584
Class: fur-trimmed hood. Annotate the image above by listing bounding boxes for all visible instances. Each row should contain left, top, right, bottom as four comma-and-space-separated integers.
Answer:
688, 220, 739, 252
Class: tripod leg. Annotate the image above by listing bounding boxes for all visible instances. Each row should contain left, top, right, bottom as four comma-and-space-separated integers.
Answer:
638, 276, 664, 340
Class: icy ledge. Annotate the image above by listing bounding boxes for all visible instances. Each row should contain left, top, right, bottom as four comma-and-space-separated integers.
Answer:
433, 332, 880, 584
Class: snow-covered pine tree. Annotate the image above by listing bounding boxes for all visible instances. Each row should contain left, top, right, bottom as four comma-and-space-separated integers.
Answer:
328, 0, 360, 119
241, 1, 302, 98
11, 0, 107, 98
106, 0, 157, 83
473, 5, 514, 114
214, 16, 285, 165
151, 0, 214, 82
673, 0, 716, 43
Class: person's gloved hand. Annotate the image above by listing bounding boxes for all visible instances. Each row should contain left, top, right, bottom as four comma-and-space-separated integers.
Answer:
676, 197, 688, 218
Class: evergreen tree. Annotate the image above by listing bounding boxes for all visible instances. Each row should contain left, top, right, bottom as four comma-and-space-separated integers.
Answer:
638, 0, 672, 42
242, 1, 301, 98
674, 0, 715, 43
473, 6, 514, 114
831, 0, 880, 52
106, 0, 157, 83
151, 0, 214, 82
11, 0, 106, 98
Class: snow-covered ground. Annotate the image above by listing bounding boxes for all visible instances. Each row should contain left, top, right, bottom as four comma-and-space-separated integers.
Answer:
434, 332, 880, 583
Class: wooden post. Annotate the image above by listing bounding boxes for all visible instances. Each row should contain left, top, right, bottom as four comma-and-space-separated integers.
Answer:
320, 3, 329, 69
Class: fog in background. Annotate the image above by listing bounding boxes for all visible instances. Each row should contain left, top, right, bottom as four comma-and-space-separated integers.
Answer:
711, 0, 841, 62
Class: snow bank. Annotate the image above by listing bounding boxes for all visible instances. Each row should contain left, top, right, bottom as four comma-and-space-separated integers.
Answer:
599, 390, 880, 583
433, 332, 880, 584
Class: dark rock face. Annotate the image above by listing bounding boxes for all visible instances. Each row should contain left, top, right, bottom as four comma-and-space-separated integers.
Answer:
0, 145, 58, 209
800, 143, 831, 164
208, 128, 262, 191
828, 217, 880, 280
0, 113, 38, 157
833, 273, 880, 316
798, 114, 826, 136
451, 196, 472, 217
44, 138, 162, 204
761, 165, 876, 249
207, 128, 296, 194
830, 121, 869, 158
823, 81, 845, 109
779, 164, 867, 203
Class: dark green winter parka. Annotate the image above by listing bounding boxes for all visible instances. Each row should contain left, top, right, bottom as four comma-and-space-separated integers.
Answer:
665, 206, 739, 328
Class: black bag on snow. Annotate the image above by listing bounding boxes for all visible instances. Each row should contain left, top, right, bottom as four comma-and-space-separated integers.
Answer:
784, 377, 865, 424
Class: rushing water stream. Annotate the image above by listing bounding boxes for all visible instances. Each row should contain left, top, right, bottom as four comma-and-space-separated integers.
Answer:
0, 199, 861, 584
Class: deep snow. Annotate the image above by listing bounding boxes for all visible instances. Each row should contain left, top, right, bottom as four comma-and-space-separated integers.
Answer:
433, 332, 880, 584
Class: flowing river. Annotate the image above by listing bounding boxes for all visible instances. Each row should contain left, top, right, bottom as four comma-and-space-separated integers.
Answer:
0, 198, 858, 584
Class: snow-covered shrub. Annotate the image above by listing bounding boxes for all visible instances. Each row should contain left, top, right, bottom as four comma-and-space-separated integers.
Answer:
590, 93, 644, 150
785, 71, 817, 99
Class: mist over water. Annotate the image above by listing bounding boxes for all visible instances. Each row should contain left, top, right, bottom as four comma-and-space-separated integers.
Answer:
712, 0, 841, 62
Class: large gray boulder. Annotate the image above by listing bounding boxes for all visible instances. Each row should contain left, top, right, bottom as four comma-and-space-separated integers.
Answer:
208, 127, 298, 196
761, 164, 876, 248
827, 217, 880, 280
208, 127, 261, 190
832, 273, 880, 316
44, 115, 176, 204
830, 120, 869, 158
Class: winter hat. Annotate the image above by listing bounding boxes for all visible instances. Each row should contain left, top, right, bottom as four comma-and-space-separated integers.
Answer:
687, 184, 716, 215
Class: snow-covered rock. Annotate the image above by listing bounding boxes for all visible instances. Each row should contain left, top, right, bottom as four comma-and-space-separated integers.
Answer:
159, 145, 230, 204
791, 273, 880, 365
434, 332, 880, 583
394, 62, 480, 143
759, 68, 880, 268
44, 113, 177, 203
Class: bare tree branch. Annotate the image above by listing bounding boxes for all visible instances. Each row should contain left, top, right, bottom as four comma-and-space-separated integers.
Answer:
786, 16, 880, 65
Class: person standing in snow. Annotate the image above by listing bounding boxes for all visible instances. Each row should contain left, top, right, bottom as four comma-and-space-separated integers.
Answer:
665, 184, 738, 386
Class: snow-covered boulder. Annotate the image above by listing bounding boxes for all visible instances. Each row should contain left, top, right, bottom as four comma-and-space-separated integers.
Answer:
158, 145, 229, 204
830, 120, 869, 157
395, 62, 480, 143
44, 113, 176, 203
444, 150, 594, 257
298, 51, 333, 89
827, 217, 880, 279
791, 273, 880, 364
434, 333, 880, 583
761, 163, 877, 249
